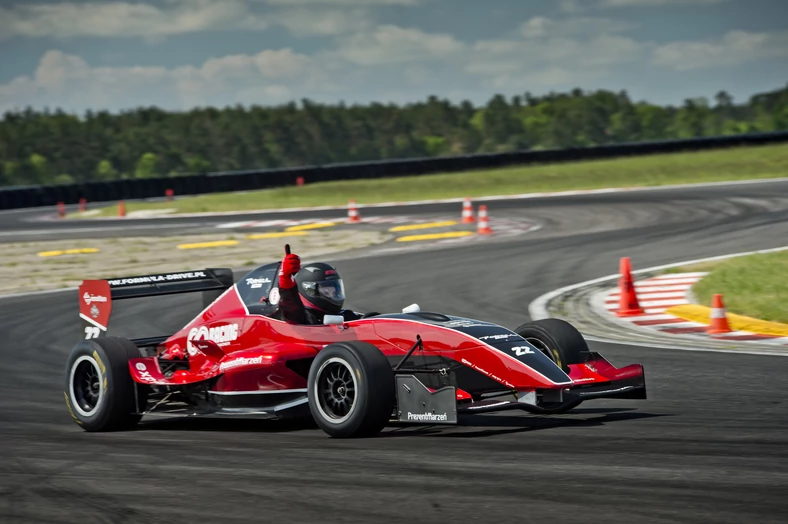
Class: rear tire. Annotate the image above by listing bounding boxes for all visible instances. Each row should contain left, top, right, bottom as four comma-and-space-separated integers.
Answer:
64, 336, 148, 431
307, 341, 395, 438
515, 318, 591, 413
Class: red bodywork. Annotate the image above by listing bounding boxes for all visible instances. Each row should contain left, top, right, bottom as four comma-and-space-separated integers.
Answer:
125, 284, 643, 402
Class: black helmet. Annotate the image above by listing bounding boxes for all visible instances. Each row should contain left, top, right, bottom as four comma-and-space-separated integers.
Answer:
295, 262, 345, 315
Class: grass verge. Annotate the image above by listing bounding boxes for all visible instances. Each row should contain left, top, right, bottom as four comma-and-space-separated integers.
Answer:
670, 250, 788, 323
74, 143, 788, 217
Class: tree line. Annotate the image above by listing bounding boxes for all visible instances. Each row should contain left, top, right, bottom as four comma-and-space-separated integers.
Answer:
1, 84, 787, 187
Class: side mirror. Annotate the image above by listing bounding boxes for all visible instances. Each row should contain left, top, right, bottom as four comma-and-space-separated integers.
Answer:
323, 314, 345, 326
402, 304, 421, 314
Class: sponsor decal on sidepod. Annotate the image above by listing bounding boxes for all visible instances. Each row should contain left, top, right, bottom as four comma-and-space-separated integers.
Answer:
187, 324, 240, 356
219, 356, 264, 372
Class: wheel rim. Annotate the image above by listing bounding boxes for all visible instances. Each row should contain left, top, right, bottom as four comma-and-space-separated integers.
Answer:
313, 357, 357, 424
69, 355, 104, 417
525, 337, 556, 363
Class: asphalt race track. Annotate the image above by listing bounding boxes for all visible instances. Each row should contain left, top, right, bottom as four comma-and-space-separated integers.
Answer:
2, 180, 788, 523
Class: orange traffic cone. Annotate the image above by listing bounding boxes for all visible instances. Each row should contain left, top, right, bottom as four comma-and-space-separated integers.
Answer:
707, 294, 732, 334
616, 257, 644, 316
477, 205, 492, 234
118, 200, 126, 218
347, 200, 360, 223
57, 201, 66, 218
461, 198, 475, 223
78, 198, 87, 213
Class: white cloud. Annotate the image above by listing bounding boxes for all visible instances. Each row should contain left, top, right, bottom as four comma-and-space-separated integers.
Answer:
599, 0, 726, 6
0, 0, 268, 40
467, 14, 646, 88
334, 25, 465, 65
558, 1, 584, 14
468, 34, 645, 76
562, 0, 727, 12
0, 0, 414, 41
653, 30, 788, 70
484, 67, 581, 90
198, 49, 311, 79
261, 0, 420, 5
271, 8, 373, 37
520, 16, 635, 38
0, 48, 318, 112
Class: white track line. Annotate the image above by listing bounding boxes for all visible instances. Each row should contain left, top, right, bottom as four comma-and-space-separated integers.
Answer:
0, 223, 204, 236
603, 298, 691, 308
648, 272, 709, 279
631, 284, 701, 292
606, 291, 690, 300
627, 313, 680, 321
631, 277, 703, 286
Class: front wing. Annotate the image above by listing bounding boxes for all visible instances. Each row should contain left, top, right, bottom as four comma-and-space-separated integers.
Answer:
394, 351, 646, 423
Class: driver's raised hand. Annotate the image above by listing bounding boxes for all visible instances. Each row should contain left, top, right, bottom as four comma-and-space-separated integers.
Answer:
279, 252, 301, 289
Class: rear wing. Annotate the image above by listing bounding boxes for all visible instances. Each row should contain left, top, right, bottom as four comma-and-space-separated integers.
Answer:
78, 268, 235, 343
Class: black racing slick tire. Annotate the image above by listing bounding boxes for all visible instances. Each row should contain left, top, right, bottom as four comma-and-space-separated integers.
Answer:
515, 318, 590, 413
514, 318, 590, 373
307, 341, 395, 438
64, 336, 148, 432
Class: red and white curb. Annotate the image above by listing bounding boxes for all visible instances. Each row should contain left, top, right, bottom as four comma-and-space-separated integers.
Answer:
600, 272, 706, 317
593, 272, 788, 345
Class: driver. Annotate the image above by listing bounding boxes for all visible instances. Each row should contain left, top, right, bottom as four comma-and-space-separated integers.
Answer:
275, 249, 366, 325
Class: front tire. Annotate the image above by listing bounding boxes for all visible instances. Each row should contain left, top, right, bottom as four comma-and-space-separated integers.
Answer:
515, 318, 591, 413
307, 341, 395, 438
64, 336, 148, 431
514, 318, 590, 373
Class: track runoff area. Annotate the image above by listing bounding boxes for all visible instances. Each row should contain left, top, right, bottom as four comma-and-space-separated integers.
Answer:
209, 198, 540, 251
3, 178, 788, 523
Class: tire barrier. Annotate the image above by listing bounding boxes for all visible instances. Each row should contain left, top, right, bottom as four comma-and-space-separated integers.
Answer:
2, 130, 787, 211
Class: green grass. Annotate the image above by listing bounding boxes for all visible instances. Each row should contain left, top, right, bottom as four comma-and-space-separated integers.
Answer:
674, 251, 788, 323
78, 143, 788, 217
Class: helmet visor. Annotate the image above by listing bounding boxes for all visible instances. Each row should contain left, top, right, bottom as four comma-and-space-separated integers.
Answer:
300, 279, 345, 305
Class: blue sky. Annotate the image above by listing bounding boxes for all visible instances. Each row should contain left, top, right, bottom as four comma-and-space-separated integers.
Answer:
0, 0, 786, 113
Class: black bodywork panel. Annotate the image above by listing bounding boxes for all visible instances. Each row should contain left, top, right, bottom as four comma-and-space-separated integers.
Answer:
395, 375, 457, 424
374, 312, 573, 385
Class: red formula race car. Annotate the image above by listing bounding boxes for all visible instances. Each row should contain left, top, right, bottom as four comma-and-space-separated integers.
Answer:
64, 255, 647, 438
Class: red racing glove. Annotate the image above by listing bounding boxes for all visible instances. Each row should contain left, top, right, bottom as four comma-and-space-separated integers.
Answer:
279, 253, 301, 289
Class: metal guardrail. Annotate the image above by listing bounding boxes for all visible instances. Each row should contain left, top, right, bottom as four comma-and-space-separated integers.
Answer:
2, 130, 787, 210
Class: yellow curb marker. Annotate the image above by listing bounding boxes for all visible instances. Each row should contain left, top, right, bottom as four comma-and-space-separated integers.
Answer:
396, 231, 474, 243
246, 231, 309, 240
177, 240, 239, 250
667, 304, 788, 337
389, 221, 458, 232
285, 222, 337, 232
38, 248, 100, 257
